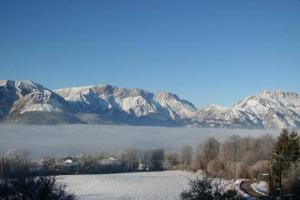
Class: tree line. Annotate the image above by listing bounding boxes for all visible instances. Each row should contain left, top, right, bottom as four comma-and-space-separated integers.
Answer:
0, 148, 166, 178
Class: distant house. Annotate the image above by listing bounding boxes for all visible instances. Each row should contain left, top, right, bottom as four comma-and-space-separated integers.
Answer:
138, 163, 150, 171
61, 157, 79, 167
64, 159, 73, 165
138, 163, 146, 171
98, 157, 121, 166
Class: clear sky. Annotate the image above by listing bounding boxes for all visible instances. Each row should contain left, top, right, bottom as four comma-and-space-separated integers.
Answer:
0, 0, 299, 108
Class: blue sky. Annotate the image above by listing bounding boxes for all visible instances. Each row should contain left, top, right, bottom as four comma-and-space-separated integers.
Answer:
0, 0, 299, 108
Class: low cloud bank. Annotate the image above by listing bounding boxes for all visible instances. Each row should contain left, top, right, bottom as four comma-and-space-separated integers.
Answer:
0, 125, 277, 158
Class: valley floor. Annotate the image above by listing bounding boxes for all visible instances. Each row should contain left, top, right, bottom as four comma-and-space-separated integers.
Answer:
59, 171, 194, 200
59, 171, 264, 200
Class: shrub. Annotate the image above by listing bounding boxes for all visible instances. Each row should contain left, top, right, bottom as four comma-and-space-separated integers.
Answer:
0, 176, 76, 200
180, 177, 241, 200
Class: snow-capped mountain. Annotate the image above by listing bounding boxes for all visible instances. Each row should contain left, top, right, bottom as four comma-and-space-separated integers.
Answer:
154, 92, 197, 120
192, 90, 300, 129
0, 80, 74, 124
55, 85, 196, 123
191, 104, 258, 128
233, 90, 300, 129
1, 80, 299, 129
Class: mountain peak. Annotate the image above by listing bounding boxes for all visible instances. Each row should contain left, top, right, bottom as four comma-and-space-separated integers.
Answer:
260, 89, 299, 98
0, 80, 47, 95
155, 92, 179, 100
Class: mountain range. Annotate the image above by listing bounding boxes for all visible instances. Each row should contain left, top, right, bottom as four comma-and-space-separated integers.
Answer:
0, 80, 299, 129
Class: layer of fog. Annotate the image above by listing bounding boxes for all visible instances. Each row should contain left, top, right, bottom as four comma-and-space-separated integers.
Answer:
0, 125, 278, 158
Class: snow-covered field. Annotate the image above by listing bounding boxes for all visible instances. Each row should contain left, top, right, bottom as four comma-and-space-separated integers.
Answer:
59, 171, 195, 200
59, 171, 250, 200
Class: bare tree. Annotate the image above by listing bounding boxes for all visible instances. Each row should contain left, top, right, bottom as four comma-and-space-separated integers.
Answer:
192, 144, 206, 171
120, 148, 140, 171
219, 135, 240, 179
207, 159, 224, 177
41, 156, 56, 173
257, 134, 275, 160
164, 152, 180, 170
180, 145, 193, 169
202, 137, 220, 165
3, 149, 32, 177
150, 148, 165, 171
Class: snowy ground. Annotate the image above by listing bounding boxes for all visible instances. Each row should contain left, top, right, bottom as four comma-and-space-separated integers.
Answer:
59, 171, 250, 200
59, 171, 195, 200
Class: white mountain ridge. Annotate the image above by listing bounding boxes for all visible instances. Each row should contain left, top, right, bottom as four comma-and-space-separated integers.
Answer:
0, 80, 299, 129
55, 85, 197, 121
192, 90, 300, 129
0, 80, 79, 124
0, 80, 67, 114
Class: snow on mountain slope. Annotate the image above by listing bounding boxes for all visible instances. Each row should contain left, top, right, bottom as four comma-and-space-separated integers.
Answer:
0, 80, 69, 121
56, 85, 161, 117
154, 92, 197, 119
55, 85, 196, 120
109, 87, 161, 117
54, 86, 110, 113
233, 90, 300, 129
192, 90, 300, 129
192, 104, 259, 128
0, 80, 19, 118
1, 80, 300, 129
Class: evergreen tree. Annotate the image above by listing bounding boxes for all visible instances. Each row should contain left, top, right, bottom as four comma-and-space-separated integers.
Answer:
271, 129, 300, 197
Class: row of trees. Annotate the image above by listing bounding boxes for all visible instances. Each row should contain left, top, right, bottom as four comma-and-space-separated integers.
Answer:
164, 134, 276, 180
0, 132, 295, 180
0, 148, 166, 178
